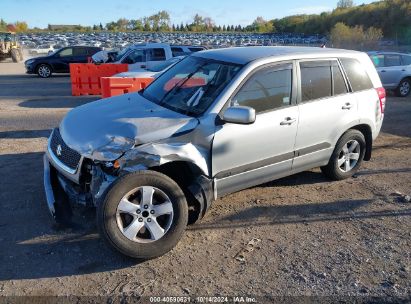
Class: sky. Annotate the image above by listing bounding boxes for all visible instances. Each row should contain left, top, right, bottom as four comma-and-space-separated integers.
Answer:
2, 0, 376, 28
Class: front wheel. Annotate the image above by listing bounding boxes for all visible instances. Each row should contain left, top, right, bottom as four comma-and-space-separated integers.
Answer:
321, 130, 366, 180
37, 64, 52, 78
396, 78, 411, 97
97, 170, 188, 259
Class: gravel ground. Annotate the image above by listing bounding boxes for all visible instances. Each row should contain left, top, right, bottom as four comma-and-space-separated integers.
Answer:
0, 62, 410, 303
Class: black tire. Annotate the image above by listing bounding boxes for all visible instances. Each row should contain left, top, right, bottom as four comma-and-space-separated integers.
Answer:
37, 64, 52, 78
11, 49, 19, 63
396, 78, 411, 97
97, 170, 188, 259
321, 130, 366, 181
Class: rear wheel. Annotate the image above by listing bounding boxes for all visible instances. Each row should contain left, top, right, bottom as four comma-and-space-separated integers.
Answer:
321, 130, 366, 180
97, 170, 188, 259
396, 78, 411, 97
37, 64, 52, 78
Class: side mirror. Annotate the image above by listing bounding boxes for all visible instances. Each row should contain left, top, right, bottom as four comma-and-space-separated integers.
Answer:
222, 106, 256, 124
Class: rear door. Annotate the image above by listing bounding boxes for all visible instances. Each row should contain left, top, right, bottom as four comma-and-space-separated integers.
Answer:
293, 59, 355, 171
72, 47, 89, 64
212, 62, 299, 196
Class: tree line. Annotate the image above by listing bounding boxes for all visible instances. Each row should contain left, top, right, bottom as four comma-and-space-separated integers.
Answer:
271, 0, 410, 43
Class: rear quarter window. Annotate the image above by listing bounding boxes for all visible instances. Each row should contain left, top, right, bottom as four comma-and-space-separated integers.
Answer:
340, 58, 373, 92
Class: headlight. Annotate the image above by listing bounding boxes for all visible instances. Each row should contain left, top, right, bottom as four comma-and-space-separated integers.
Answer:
25, 59, 35, 65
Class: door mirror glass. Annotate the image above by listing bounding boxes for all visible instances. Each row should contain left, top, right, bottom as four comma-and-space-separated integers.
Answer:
222, 106, 256, 124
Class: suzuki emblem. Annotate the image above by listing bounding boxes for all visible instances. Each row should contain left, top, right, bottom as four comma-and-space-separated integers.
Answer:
56, 144, 62, 156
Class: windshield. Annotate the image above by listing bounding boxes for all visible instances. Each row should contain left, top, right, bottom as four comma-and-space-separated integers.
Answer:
142, 56, 242, 116
148, 58, 181, 72
114, 47, 131, 62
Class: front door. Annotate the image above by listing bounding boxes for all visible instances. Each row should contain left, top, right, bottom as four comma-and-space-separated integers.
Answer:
52, 47, 73, 72
212, 62, 298, 196
123, 49, 147, 71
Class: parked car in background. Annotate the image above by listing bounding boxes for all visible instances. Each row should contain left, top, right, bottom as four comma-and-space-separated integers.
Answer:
112, 43, 205, 71
369, 51, 411, 97
43, 47, 385, 259
28, 44, 55, 55
113, 56, 185, 79
25, 46, 101, 78
113, 43, 174, 71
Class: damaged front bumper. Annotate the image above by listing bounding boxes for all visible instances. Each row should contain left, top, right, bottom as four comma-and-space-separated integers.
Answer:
43, 152, 115, 222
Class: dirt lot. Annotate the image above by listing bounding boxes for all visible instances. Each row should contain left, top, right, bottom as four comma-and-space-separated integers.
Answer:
0, 62, 410, 302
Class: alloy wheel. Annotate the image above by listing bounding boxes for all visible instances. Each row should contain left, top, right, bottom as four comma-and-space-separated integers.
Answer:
399, 81, 410, 96
116, 186, 174, 243
38, 65, 51, 77
337, 140, 361, 173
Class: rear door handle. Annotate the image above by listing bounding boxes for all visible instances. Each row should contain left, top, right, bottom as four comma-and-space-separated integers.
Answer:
342, 103, 353, 110
381, 70, 386, 72
280, 117, 296, 125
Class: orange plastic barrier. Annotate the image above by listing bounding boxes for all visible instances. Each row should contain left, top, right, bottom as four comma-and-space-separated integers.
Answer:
70, 63, 129, 96
164, 77, 206, 91
101, 77, 154, 98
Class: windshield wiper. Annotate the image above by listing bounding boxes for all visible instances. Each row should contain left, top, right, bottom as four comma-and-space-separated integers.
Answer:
158, 63, 206, 106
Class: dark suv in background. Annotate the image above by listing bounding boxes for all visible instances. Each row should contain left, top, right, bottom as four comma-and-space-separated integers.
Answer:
25, 46, 101, 78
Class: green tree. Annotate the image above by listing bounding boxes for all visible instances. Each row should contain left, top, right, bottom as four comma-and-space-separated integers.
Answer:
330, 22, 382, 50
250, 17, 274, 33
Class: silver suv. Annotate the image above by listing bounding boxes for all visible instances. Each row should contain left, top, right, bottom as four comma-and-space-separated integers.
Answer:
44, 47, 385, 258
369, 51, 411, 97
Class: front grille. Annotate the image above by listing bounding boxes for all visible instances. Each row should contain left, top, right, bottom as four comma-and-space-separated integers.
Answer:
49, 129, 81, 170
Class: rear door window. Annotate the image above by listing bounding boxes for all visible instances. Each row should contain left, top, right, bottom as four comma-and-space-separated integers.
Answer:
384, 54, 401, 67
401, 55, 411, 66
87, 48, 99, 55
234, 63, 293, 113
340, 58, 373, 92
300, 61, 332, 102
73, 47, 88, 56
149, 48, 166, 61
171, 47, 184, 56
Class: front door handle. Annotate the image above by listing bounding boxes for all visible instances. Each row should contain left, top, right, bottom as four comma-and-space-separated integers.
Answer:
280, 117, 296, 125
342, 103, 353, 110
381, 70, 386, 72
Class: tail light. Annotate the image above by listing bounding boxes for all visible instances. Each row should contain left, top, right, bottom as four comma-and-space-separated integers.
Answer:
376, 87, 386, 114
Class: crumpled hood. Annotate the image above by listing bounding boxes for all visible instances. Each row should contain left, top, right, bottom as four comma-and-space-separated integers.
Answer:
60, 93, 199, 161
